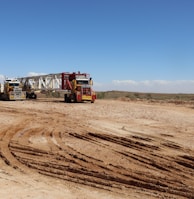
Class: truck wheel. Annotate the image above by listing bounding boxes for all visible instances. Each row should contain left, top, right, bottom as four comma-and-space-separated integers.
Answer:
74, 94, 77, 103
64, 94, 71, 103
64, 94, 68, 102
26, 92, 29, 99
28, 93, 36, 99
31, 93, 37, 99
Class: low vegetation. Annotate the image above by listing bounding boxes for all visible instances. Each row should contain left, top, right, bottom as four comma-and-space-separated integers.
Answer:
96, 91, 194, 103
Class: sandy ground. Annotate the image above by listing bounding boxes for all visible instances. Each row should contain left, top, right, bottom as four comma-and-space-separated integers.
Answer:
0, 98, 194, 199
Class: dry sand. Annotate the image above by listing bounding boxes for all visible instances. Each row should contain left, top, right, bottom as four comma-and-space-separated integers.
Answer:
0, 98, 194, 198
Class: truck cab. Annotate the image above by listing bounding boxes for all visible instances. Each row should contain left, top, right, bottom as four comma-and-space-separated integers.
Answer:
63, 72, 96, 103
0, 79, 26, 100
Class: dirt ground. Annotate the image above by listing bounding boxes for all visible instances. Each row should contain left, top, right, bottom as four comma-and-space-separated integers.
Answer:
0, 98, 194, 199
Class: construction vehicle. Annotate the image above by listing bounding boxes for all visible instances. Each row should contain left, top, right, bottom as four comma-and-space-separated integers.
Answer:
18, 71, 96, 103
0, 78, 26, 100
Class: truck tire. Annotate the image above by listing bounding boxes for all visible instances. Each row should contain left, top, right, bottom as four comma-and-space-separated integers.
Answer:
74, 94, 77, 103
64, 94, 71, 103
64, 94, 68, 102
30, 93, 37, 99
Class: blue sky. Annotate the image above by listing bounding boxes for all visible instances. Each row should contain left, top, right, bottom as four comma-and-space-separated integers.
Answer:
0, 0, 194, 93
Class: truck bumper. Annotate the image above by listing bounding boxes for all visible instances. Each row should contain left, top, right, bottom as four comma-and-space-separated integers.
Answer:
82, 95, 95, 102
9, 91, 26, 100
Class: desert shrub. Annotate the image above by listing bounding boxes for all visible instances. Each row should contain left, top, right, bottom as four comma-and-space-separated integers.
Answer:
134, 93, 140, 98
146, 93, 152, 100
96, 92, 105, 99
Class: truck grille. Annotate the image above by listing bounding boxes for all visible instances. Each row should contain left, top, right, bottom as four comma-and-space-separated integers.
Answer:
82, 87, 91, 96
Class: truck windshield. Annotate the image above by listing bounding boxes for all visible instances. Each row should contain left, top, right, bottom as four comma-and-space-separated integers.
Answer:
76, 80, 88, 85
9, 83, 20, 87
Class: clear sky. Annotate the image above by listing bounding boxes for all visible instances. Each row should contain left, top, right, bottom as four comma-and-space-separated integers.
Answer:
0, 0, 194, 93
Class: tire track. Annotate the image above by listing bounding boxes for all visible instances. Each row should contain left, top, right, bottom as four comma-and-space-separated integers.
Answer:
8, 130, 194, 198
0, 100, 194, 198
